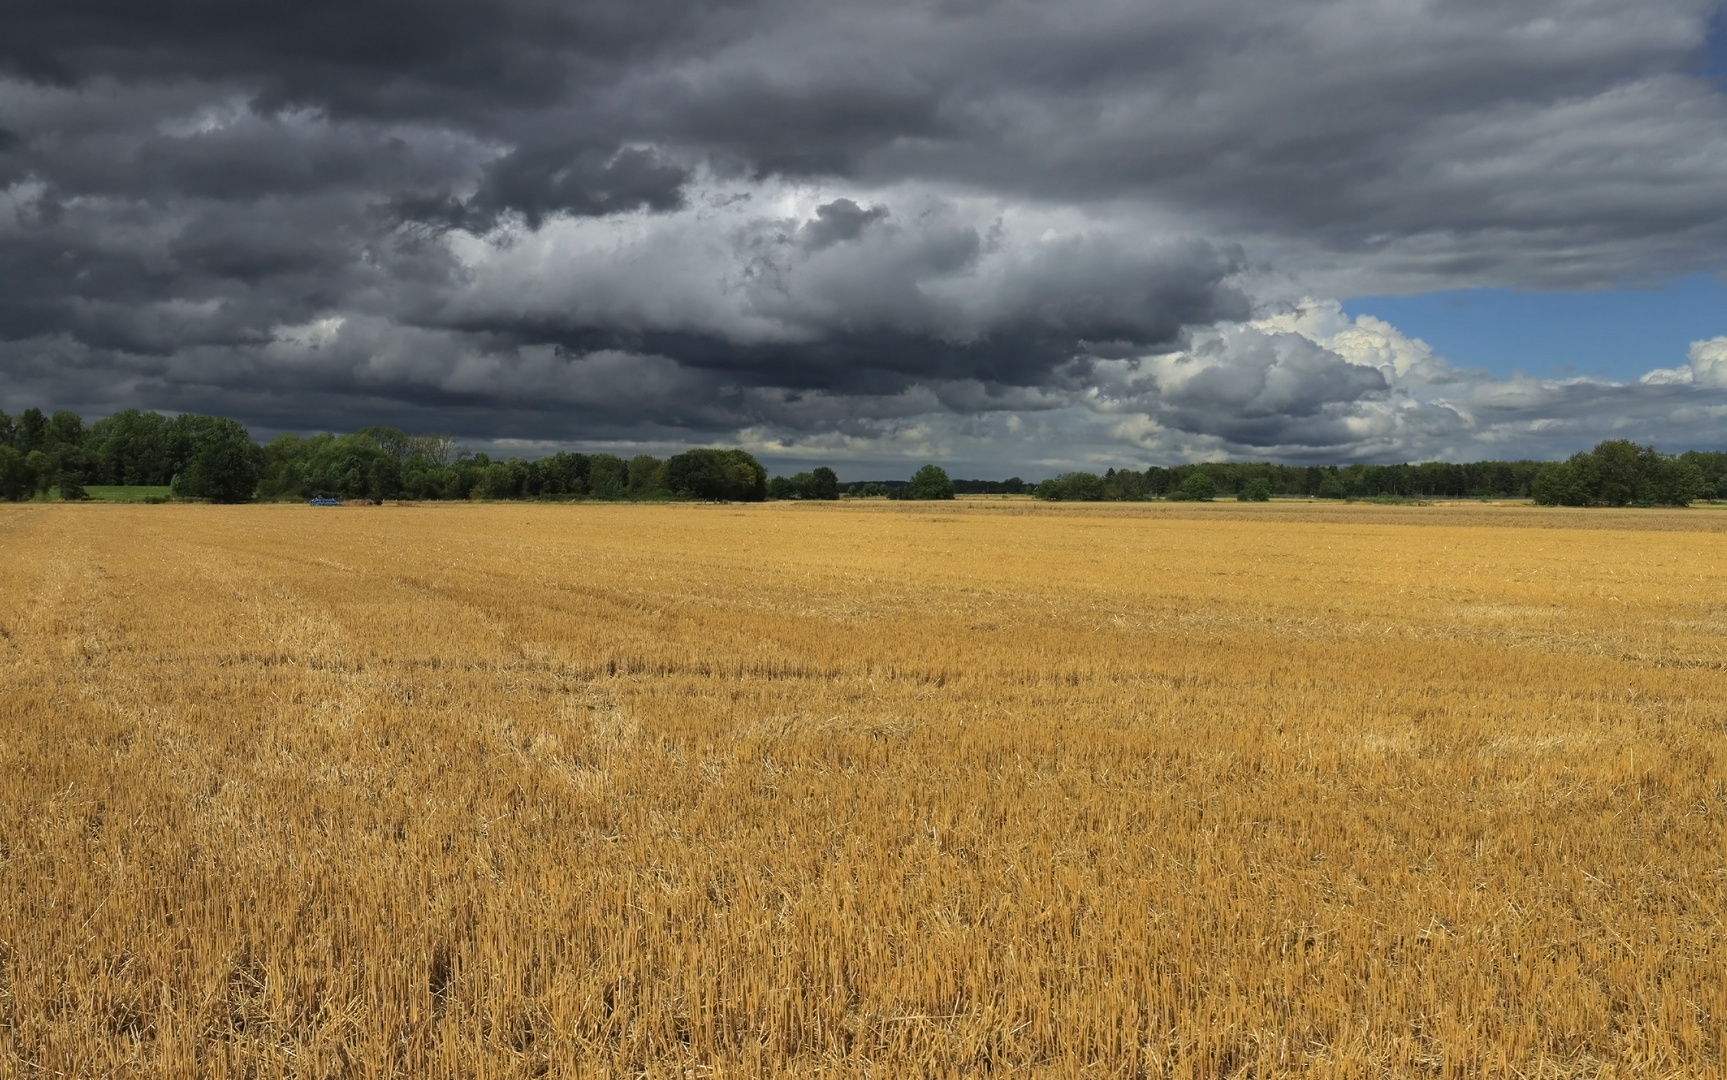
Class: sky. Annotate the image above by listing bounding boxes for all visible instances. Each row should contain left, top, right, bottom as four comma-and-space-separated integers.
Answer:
1344, 275, 1727, 383
2, 1, 1727, 478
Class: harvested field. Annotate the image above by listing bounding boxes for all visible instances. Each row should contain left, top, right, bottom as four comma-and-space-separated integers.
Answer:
2, 499, 1724, 1077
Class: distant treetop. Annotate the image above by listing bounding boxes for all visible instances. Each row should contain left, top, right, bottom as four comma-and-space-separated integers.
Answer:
906, 464, 956, 500
2, 406, 1720, 509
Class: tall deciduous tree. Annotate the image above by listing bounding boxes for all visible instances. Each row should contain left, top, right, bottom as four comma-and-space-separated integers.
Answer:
906, 464, 956, 500
1532, 441, 1704, 507
87, 409, 174, 485
1172, 472, 1218, 501
169, 417, 263, 502
628, 455, 666, 498
663, 449, 767, 501
0, 445, 32, 501
15, 408, 47, 454
808, 466, 840, 500
588, 454, 630, 499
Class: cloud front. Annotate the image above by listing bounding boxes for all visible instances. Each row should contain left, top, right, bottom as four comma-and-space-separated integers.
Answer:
3, 0, 1727, 471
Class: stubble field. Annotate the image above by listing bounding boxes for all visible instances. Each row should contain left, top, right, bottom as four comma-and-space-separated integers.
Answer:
2, 499, 1724, 1078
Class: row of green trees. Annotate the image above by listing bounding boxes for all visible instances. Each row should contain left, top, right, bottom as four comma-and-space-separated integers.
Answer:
1031, 443, 1715, 506
835, 466, 962, 500
1032, 459, 1552, 502
0, 407, 260, 502
1529, 441, 1709, 507
0, 406, 906, 504
256, 433, 776, 503
3, 405, 1720, 508
767, 468, 841, 500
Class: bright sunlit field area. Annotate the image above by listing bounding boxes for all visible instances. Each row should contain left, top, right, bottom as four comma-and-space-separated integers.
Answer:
2, 500, 1724, 1078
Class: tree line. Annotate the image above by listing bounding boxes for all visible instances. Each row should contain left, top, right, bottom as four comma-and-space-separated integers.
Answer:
0, 407, 260, 502
258, 431, 774, 503
841, 475, 1029, 498
2, 406, 1720, 507
1031, 441, 1720, 507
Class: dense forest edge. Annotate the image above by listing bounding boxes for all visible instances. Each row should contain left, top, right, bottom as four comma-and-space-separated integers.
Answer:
0, 406, 1719, 507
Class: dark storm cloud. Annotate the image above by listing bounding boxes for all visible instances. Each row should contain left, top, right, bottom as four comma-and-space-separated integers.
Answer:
432, 201, 1247, 393
799, 199, 887, 250
2, 0, 606, 115
14, 0, 1723, 258
3, 0, 1727, 466
463, 144, 690, 228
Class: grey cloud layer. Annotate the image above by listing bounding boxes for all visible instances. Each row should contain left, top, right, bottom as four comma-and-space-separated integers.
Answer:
1083, 306, 1727, 464
438, 192, 1245, 387
2, 0, 1727, 467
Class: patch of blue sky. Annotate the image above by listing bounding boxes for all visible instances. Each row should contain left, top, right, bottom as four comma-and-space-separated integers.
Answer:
1706, 6, 1727, 91
1342, 274, 1727, 382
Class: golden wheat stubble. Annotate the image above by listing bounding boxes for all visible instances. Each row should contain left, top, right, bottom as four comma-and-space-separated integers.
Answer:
1, 499, 1723, 1077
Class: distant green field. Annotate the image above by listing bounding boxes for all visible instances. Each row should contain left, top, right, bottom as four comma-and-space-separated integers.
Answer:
82, 486, 173, 503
